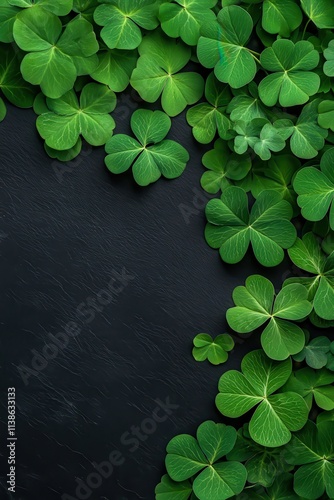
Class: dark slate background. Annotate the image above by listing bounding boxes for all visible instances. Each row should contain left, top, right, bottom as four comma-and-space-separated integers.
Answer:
0, 95, 290, 500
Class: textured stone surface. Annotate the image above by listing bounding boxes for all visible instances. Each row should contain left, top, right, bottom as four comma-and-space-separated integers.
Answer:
0, 100, 288, 500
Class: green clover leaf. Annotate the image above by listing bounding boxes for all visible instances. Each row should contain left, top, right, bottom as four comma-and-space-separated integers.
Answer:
186, 72, 232, 144
0, 43, 36, 108
159, 0, 217, 46
200, 139, 251, 194
155, 474, 193, 500
192, 333, 234, 365
324, 40, 334, 77
290, 100, 327, 159
294, 148, 334, 230
131, 31, 204, 117
262, 0, 303, 37
197, 5, 257, 89
205, 187, 296, 267
318, 99, 334, 132
36, 83, 116, 150
283, 367, 334, 411
216, 350, 309, 447
105, 109, 189, 186
13, 9, 99, 98
165, 420, 247, 500
226, 275, 312, 360
8, 0, 73, 16
73, 0, 98, 21
285, 421, 334, 499
226, 83, 269, 123
286, 233, 334, 321
300, 0, 334, 29
258, 40, 320, 107
0, 0, 20, 43
233, 118, 286, 160
0, 96, 5, 121
293, 336, 332, 369
94, 0, 159, 50
234, 473, 301, 499
251, 155, 300, 215
317, 409, 334, 424
227, 424, 293, 487
90, 47, 137, 93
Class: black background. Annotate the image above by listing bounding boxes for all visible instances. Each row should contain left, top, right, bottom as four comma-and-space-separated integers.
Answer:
1, 94, 290, 500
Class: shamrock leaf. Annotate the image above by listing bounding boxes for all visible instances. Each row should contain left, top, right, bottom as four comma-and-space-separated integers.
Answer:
105, 109, 189, 186
90, 47, 137, 92
0, 43, 36, 108
166, 421, 247, 500
94, 0, 159, 50
201, 139, 251, 194
192, 333, 234, 365
226, 275, 312, 360
227, 425, 293, 487
8, 0, 73, 16
0, 0, 20, 43
226, 83, 268, 123
186, 72, 232, 144
324, 40, 334, 77
251, 155, 300, 215
293, 336, 332, 369
300, 0, 334, 29
262, 0, 303, 37
286, 233, 334, 320
0, 97, 6, 121
216, 350, 309, 447
326, 342, 334, 371
159, 0, 217, 46
283, 367, 334, 411
294, 148, 334, 229
318, 100, 334, 132
233, 118, 286, 160
36, 83, 116, 150
317, 409, 334, 424
290, 100, 327, 159
205, 187, 297, 267
131, 31, 204, 117
13, 9, 99, 98
235, 473, 302, 499
285, 421, 334, 499
155, 474, 193, 500
73, 0, 98, 21
197, 6, 257, 89
258, 40, 320, 107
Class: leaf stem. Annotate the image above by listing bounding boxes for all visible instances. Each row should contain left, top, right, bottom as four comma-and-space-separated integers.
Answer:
302, 19, 311, 40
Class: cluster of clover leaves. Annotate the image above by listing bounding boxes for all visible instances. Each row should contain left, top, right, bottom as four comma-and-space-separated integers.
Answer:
1, 0, 334, 498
